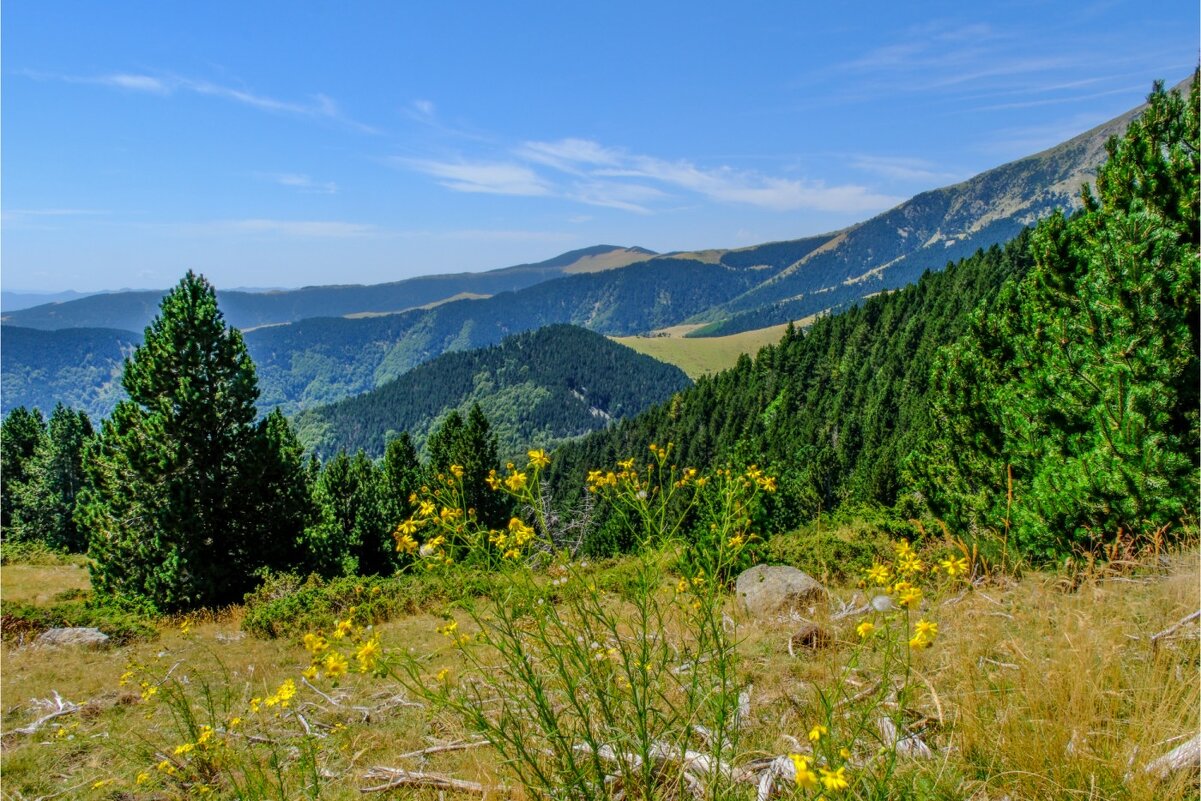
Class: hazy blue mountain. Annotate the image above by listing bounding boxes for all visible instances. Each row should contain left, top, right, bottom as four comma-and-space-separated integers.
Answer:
0, 245, 656, 332
294, 325, 691, 461
1, 326, 138, 419
1, 290, 103, 312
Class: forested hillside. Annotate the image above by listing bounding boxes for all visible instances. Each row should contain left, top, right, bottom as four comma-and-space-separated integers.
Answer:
294, 325, 691, 460
0, 326, 137, 419
548, 235, 1033, 530
246, 257, 763, 412
550, 76, 1198, 558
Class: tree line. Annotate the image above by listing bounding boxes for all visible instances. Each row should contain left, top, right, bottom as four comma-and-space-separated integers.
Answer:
2, 75, 1195, 612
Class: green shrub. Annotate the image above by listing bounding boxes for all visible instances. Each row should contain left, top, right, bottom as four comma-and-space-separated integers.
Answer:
240, 569, 505, 640
0, 592, 156, 645
0, 539, 80, 566
765, 519, 893, 584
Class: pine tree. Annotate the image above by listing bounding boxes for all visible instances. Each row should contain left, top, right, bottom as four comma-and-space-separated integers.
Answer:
13, 404, 93, 551
1, 406, 47, 537
78, 271, 306, 611
305, 451, 392, 576
912, 75, 1199, 556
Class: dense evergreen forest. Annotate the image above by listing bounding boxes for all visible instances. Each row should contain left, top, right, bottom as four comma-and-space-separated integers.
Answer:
0, 76, 1195, 612
294, 325, 691, 461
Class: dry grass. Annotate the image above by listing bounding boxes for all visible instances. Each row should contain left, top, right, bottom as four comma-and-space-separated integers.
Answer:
613, 322, 811, 379
1, 550, 1197, 799
0, 563, 91, 604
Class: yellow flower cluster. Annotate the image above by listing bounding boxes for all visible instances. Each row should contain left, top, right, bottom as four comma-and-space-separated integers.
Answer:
303, 616, 382, 681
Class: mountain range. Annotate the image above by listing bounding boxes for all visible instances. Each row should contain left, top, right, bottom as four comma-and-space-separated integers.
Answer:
0, 89, 1151, 424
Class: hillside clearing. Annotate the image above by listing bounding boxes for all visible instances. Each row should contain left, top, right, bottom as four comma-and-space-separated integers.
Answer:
613, 321, 813, 378
2, 543, 1197, 800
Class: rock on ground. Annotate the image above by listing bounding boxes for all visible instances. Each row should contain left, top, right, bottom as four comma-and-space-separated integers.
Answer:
735, 565, 826, 619
34, 627, 110, 648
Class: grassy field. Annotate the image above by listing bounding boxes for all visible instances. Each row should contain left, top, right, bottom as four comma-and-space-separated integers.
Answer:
2, 535, 1197, 800
612, 322, 808, 379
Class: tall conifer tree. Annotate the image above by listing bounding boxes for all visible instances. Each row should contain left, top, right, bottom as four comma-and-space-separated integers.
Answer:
79, 271, 305, 611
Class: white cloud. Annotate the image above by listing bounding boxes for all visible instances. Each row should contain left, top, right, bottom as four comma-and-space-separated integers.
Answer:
399, 136, 902, 214
21, 70, 377, 133
849, 155, 962, 183
222, 219, 377, 238
401, 159, 552, 196
260, 172, 338, 194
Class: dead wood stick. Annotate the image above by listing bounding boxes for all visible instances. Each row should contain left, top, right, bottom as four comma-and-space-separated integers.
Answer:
361, 766, 488, 794
1150, 610, 1200, 643
395, 739, 490, 760
1143, 733, 1201, 780
1, 692, 82, 737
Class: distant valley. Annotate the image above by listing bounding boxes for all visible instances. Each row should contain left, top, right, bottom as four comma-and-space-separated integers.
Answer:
0, 91, 1151, 429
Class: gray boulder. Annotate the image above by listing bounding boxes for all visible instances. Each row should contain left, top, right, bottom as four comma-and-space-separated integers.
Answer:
35, 627, 110, 648
735, 565, 826, 618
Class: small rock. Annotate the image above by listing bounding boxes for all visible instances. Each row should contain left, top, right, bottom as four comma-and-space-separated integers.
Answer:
790, 621, 833, 650
735, 565, 826, 619
35, 627, 110, 648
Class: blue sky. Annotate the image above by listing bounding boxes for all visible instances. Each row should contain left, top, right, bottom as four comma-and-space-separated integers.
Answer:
3, 1, 1197, 292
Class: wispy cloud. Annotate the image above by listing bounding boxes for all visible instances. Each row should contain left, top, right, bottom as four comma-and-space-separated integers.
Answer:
849, 155, 962, 183
2, 208, 109, 230
400, 158, 553, 196
259, 172, 338, 194
400, 137, 902, 214
20, 69, 377, 133
213, 219, 378, 238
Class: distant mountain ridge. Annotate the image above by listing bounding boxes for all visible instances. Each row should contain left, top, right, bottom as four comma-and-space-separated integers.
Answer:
293, 325, 692, 461
1, 82, 1165, 420
0, 245, 656, 332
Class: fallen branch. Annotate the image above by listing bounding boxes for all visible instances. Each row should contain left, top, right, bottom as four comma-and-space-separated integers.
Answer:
1, 692, 82, 738
395, 739, 490, 761
1150, 610, 1200, 644
1143, 733, 1200, 780
360, 766, 488, 794
878, 716, 933, 759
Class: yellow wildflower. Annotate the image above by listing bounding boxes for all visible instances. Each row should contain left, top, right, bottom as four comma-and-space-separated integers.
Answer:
808, 723, 828, 742
119, 670, 134, 687
450, 464, 464, 478
528, 449, 551, 469
727, 533, 745, 549
302, 665, 319, 681
324, 652, 349, 678
941, 556, 969, 577
173, 742, 195, 756
435, 667, 450, 684
196, 725, 215, 745
485, 470, 502, 490
437, 619, 458, 637
898, 552, 924, 575
867, 563, 891, 585
396, 532, 419, 554
839, 747, 852, 760
820, 765, 850, 791
249, 697, 262, 714
789, 753, 819, 789
227, 716, 243, 728
618, 458, 635, 471
303, 632, 329, 655
356, 635, 381, 671
505, 471, 528, 492
676, 577, 689, 593
897, 586, 923, 609
274, 679, 296, 706
333, 619, 354, 639
856, 621, 876, 638
894, 538, 913, 556
178, 619, 192, 636
92, 779, 115, 790
136, 772, 151, 785
418, 500, 436, 517
757, 475, 777, 492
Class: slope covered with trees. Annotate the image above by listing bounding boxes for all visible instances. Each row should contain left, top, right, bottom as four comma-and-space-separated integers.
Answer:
551, 76, 1198, 559
294, 325, 691, 461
